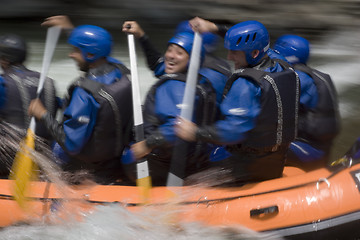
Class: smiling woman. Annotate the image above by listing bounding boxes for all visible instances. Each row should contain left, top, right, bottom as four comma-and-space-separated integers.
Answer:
128, 30, 214, 186
164, 44, 189, 74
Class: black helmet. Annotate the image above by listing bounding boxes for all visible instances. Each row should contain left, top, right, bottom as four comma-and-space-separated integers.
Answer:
0, 34, 27, 64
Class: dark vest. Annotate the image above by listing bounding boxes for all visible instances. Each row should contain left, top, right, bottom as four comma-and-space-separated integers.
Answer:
0, 66, 57, 141
214, 61, 300, 183
66, 64, 133, 164
223, 61, 300, 151
294, 64, 340, 144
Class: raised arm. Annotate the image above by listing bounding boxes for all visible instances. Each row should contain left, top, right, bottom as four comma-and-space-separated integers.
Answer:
189, 17, 229, 38
122, 21, 163, 72
41, 15, 75, 30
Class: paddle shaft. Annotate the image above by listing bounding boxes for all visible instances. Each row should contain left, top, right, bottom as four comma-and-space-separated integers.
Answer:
127, 34, 144, 136
127, 33, 150, 181
179, 32, 202, 120
167, 32, 202, 187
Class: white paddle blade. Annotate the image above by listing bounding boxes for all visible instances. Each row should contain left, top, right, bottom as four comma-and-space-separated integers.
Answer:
30, 26, 61, 132
127, 34, 143, 126
180, 32, 202, 120
37, 26, 61, 95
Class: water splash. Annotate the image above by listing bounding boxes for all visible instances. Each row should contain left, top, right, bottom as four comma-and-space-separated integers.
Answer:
0, 205, 283, 240
0, 121, 73, 186
0, 122, 284, 240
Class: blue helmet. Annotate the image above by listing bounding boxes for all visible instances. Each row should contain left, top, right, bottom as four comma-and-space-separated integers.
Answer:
224, 21, 270, 66
175, 20, 219, 53
273, 34, 310, 64
168, 31, 205, 58
68, 25, 112, 63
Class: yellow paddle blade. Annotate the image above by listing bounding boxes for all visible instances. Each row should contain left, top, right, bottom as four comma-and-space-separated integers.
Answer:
9, 128, 37, 209
136, 176, 152, 203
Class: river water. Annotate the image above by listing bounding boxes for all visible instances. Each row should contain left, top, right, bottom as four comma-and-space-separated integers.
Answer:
0, 19, 359, 239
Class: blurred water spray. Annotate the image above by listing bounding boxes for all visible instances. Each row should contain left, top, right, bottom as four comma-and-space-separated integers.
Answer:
0, 121, 284, 239
0, 204, 283, 240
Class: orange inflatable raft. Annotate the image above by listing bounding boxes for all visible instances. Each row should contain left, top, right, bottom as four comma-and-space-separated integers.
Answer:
0, 161, 360, 239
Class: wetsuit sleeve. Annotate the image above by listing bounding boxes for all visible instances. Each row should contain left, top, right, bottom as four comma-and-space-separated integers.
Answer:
41, 87, 99, 155
214, 24, 230, 38
145, 131, 168, 148
196, 125, 221, 143
41, 112, 65, 145
0, 76, 6, 108
138, 34, 164, 72
296, 70, 318, 110
197, 78, 261, 145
